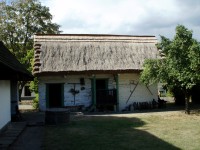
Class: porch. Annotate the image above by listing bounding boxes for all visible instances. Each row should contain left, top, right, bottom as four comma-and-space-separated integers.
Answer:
96, 89, 117, 111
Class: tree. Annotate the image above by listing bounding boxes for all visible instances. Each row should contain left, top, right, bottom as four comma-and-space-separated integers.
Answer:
140, 25, 200, 114
0, 0, 61, 100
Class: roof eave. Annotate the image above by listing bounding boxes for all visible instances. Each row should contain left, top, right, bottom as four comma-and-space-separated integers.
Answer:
34, 69, 142, 77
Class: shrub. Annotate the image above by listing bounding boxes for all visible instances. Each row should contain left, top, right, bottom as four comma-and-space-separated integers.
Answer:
33, 93, 39, 109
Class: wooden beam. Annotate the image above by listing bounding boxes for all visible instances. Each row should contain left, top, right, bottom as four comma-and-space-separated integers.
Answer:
126, 82, 139, 104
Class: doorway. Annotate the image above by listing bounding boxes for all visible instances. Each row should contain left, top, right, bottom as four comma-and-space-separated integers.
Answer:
96, 79, 107, 90
47, 84, 64, 108
96, 79, 112, 111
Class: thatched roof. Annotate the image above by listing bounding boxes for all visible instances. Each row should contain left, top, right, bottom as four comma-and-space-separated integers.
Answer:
33, 34, 158, 75
0, 41, 33, 80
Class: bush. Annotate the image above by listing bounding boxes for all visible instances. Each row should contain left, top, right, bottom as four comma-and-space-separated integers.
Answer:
33, 93, 39, 109
166, 90, 173, 97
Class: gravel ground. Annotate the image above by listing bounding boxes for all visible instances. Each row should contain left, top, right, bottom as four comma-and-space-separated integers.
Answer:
19, 105, 33, 110
19, 100, 34, 110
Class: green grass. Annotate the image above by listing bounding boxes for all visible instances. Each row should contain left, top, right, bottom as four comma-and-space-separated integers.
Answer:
44, 112, 200, 150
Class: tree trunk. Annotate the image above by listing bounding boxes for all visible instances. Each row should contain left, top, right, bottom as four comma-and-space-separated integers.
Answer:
185, 93, 190, 114
18, 81, 27, 102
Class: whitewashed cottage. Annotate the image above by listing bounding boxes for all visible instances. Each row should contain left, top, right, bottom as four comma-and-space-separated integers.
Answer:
33, 34, 159, 111
0, 41, 32, 132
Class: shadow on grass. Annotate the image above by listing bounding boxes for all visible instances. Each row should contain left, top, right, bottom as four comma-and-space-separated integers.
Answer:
44, 115, 181, 150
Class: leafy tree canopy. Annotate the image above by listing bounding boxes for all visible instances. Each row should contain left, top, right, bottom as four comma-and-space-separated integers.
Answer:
140, 25, 200, 114
0, 0, 61, 69
0, 0, 61, 97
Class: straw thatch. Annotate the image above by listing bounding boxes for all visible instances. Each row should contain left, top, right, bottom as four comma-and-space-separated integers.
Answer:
33, 34, 158, 75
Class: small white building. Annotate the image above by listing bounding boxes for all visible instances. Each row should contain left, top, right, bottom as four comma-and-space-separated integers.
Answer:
33, 34, 159, 111
21, 83, 35, 100
0, 41, 32, 131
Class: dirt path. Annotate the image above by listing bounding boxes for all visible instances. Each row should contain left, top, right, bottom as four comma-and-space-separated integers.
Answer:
9, 111, 45, 150
9, 126, 44, 150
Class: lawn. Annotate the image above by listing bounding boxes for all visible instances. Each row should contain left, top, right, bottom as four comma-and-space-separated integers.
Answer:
44, 110, 200, 150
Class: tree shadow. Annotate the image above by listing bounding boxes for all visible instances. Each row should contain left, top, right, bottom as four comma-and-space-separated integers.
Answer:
45, 114, 181, 150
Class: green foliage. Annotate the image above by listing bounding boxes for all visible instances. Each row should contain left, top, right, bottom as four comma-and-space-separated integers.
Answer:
141, 25, 200, 89
33, 93, 39, 109
140, 25, 200, 113
0, 0, 61, 99
165, 89, 173, 97
0, 0, 61, 67
29, 77, 39, 93
140, 59, 166, 85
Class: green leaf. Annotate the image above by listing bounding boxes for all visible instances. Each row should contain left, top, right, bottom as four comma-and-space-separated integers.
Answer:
140, 25, 200, 93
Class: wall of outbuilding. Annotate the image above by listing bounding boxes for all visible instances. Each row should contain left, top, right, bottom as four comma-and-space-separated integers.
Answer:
118, 74, 158, 111
0, 80, 11, 130
38, 74, 115, 111
38, 73, 158, 111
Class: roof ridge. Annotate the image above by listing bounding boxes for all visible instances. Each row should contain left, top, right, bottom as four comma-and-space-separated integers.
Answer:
34, 34, 156, 37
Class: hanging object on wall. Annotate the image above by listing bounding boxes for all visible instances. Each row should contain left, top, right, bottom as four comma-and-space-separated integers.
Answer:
68, 83, 80, 105
81, 87, 85, 90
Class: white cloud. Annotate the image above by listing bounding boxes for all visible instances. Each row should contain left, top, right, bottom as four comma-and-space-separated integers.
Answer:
41, 0, 200, 40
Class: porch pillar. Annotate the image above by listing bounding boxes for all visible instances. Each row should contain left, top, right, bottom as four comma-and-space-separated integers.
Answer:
61, 83, 64, 107
46, 84, 49, 108
92, 75, 96, 111
116, 74, 119, 111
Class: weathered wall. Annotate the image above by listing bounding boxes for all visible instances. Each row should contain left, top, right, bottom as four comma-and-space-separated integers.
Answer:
38, 81, 46, 111
0, 80, 11, 130
38, 73, 158, 111
38, 74, 115, 111
118, 74, 158, 111
63, 75, 91, 107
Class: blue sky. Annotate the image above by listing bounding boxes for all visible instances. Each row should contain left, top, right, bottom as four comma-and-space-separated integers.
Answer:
42, 0, 200, 40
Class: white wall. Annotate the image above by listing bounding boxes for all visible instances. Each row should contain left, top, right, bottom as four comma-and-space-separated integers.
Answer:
38, 74, 115, 111
38, 81, 46, 111
63, 75, 91, 107
38, 73, 158, 111
118, 73, 158, 110
0, 80, 11, 130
